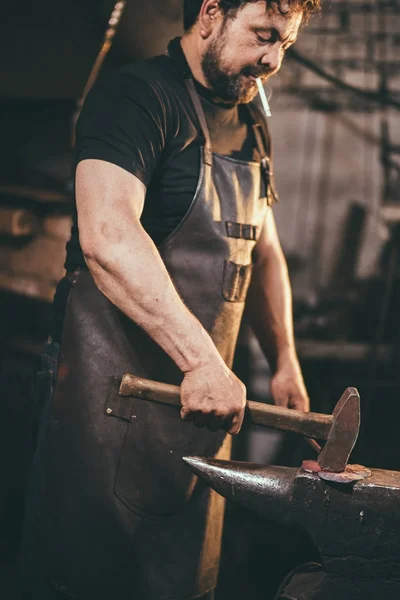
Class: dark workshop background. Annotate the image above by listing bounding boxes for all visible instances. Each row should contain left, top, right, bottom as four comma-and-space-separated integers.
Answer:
1, 1, 400, 599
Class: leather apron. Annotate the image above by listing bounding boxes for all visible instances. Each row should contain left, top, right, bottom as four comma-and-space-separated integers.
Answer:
25, 78, 275, 600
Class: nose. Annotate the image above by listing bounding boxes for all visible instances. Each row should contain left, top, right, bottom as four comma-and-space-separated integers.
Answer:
260, 43, 282, 73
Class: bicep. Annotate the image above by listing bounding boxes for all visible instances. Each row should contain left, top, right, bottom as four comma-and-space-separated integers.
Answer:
76, 159, 146, 252
253, 207, 283, 264
75, 71, 169, 188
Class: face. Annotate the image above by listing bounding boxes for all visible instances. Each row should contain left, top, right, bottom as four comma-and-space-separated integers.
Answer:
201, 1, 302, 103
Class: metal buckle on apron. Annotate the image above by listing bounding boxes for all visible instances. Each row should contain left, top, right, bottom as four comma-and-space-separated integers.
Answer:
261, 156, 279, 206
261, 156, 271, 186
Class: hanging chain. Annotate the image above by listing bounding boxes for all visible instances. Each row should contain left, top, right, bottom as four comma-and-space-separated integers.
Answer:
71, 1, 128, 146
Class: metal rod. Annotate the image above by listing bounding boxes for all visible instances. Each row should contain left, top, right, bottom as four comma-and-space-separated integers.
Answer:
71, 1, 128, 146
305, 437, 322, 453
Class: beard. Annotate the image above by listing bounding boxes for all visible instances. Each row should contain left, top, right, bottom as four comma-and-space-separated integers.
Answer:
201, 34, 274, 104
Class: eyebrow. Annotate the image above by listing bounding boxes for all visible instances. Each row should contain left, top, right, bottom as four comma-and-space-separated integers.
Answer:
253, 26, 298, 44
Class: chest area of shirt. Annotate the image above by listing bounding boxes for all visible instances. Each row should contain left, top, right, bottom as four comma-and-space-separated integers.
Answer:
202, 102, 260, 162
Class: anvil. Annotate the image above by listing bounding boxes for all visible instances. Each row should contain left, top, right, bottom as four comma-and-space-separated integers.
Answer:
183, 457, 400, 600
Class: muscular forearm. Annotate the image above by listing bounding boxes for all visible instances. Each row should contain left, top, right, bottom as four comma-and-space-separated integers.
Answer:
75, 160, 246, 432
245, 243, 296, 372
82, 225, 219, 374
245, 243, 309, 411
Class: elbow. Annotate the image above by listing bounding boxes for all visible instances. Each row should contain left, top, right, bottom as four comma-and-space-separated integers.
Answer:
80, 236, 99, 264
80, 235, 113, 273
79, 216, 142, 268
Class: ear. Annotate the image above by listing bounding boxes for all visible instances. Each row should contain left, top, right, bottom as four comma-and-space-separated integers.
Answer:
198, 0, 222, 39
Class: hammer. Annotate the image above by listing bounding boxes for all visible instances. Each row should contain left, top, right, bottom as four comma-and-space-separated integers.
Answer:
118, 375, 361, 473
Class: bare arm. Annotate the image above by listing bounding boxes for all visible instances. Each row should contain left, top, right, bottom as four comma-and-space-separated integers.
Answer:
245, 208, 309, 411
76, 159, 246, 432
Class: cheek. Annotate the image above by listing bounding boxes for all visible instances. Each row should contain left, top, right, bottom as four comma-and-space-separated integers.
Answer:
219, 48, 245, 73
219, 36, 257, 72
277, 50, 286, 70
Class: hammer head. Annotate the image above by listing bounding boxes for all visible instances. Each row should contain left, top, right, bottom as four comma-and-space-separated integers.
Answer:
318, 387, 360, 473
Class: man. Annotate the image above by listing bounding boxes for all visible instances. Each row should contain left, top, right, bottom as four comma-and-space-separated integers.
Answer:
22, 1, 320, 599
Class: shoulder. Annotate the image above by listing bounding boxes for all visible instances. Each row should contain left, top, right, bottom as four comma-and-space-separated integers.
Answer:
79, 54, 189, 136
91, 54, 185, 109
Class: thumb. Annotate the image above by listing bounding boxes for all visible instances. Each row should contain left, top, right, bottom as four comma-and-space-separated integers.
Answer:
289, 393, 310, 412
271, 383, 290, 408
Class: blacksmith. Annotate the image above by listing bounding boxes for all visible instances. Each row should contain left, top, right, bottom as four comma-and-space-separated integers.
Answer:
22, 1, 320, 598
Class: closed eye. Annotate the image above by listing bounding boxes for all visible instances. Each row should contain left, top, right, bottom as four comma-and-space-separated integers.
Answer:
256, 32, 277, 44
254, 27, 297, 50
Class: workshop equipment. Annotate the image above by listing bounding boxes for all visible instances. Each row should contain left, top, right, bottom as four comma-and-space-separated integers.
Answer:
116, 375, 361, 473
0, 186, 72, 301
71, 1, 127, 144
0, 207, 40, 237
183, 457, 400, 600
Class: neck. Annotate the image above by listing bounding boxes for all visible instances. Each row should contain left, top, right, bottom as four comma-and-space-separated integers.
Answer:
181, 32, 211, 90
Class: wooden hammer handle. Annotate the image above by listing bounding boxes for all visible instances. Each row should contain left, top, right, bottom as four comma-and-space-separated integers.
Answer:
119, 374, 332, 440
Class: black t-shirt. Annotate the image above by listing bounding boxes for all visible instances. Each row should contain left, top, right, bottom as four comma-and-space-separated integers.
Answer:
65, 37, 268, 269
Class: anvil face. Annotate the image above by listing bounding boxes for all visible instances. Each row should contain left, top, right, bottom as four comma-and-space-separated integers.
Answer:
183, 458, 400, 584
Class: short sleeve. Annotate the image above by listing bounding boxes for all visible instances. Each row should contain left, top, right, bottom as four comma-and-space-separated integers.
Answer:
75, 69, 170, 186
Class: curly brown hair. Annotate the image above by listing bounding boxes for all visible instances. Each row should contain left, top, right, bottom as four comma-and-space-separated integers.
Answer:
183, 0, 322, 30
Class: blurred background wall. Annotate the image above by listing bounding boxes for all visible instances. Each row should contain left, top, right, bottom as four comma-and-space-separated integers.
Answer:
1, 1, 399, 598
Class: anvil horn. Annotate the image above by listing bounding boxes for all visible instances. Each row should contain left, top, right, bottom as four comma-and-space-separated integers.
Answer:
183, 457, 296, 521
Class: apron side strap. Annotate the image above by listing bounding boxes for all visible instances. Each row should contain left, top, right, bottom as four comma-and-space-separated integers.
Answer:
247, 102, 280, 205
185, 77, 213, 167
247, 102, 271, 159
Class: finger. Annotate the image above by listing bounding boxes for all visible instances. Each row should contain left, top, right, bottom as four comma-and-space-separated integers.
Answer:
206, 413, 228, 432
289, 395, 310, 412
180, 407, 193, 422
192, 412, 208, 429
226, 411, 244, 436
273, 393, 290, 408
270, 381, 290, 408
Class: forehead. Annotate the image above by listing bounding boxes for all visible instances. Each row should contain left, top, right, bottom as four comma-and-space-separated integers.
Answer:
234, 1, 303, 37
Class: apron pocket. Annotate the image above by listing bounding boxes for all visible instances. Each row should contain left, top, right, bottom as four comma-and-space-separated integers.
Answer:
105, 378, 224, 519
222, 260, 253, 303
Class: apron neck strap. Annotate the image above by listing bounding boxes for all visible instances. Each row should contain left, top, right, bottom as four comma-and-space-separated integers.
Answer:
246, 103, 271, 160
184, 77, 213, 167
246, 103, 279, 205
185, 76, 273, 174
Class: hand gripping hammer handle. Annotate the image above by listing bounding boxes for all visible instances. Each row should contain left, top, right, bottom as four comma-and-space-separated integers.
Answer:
119, 374, 332, 440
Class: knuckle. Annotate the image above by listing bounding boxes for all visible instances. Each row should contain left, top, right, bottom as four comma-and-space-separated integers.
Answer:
199, 403, 214, 415
213, 407, 225, 419
234, 398, 245, 412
